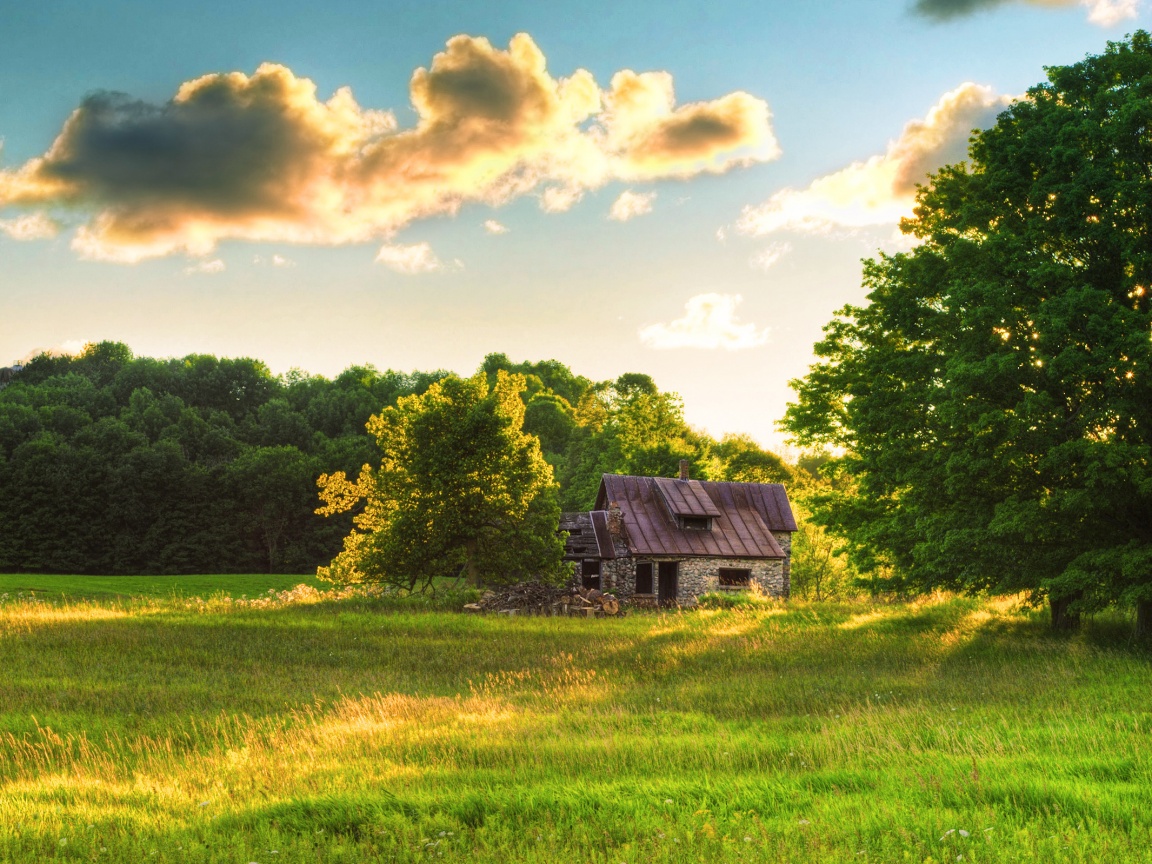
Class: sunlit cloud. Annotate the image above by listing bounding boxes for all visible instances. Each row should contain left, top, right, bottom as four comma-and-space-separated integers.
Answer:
184, 258, 225, 275
0, 212, 59, 240
609, 189, 656, 221
483, 219, 508, 234
374, 241, 447, 274
1083, 0, 1139, 24
912, 0, 1138, 25
737, 83, 1011, 237
0, 34, 778, 263
640, 293, 768, 351
750, 242, 792, 271
17, 340, 88, 365
539, 185, 584, 213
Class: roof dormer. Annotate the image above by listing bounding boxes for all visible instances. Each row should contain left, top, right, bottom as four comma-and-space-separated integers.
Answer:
652, 463, 721, 532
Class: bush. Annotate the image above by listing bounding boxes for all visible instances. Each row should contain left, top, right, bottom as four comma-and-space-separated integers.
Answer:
696, 590, 764, 610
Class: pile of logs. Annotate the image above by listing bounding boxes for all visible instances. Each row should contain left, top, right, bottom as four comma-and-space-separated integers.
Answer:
559, 588, 622, 617
463, 583, 624, 617
467, 581, 562, 614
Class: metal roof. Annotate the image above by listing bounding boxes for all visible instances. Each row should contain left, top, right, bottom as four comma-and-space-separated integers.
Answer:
652, 477, 722, 517
594, 474, 795, 559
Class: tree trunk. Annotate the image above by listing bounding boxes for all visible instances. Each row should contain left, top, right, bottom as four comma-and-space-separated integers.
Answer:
465, 539, 480, 588
1135, 599, 1152, 642
1050, 591, 1082, 631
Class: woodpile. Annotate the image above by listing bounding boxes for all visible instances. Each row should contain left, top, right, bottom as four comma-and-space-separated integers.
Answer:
463, 582, 624, 617
558, 588, 622, 617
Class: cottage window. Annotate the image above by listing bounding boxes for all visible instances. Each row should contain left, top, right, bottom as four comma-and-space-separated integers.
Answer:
680, 516, 712, 531
719, 568, 752, 588
582, 559, 601, 590
635, 561, 654, 594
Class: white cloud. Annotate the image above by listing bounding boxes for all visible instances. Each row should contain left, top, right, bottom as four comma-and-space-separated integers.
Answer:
1082, 0, 1139, 24
609, 189, 656, 222
750, 242, 792, 271
539, 185, 584, 213
738, 83, 1012, 237
271, 254, 295, 267
184, 258, 226, 275
483, 219, 508, 234
374, 241, 446, 274
0, 212, 59, 240
639, 293, 768, 351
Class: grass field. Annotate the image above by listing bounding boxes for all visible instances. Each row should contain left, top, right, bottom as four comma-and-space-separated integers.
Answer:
1, 579, 1150, 863
0, 572, 326, 601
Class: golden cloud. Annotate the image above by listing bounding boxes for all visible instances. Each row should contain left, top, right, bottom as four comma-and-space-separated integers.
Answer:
0, 34, 777, 262
601, 70, 779, 180
737, 83, 1011, 236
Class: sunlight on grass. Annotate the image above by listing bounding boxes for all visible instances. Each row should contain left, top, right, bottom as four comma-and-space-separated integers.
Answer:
0, 586, 1149, 863
837, 608, 897, 630
0, 603, 131, 634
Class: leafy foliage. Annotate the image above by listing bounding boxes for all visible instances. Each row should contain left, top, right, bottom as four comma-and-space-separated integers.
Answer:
317, 372, 567, 590
1, 342, 795, 580
783, 33, 1152, 626
0, 342, 446, 574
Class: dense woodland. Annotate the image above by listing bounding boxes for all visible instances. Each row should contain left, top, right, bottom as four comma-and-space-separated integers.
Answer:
0, 342, 810, 578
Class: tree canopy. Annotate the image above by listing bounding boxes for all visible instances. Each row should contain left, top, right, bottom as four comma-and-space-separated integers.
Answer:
0, 342, 447, 574
316, 372, 567, 590
783, 33, 1152, 632
0, 342, 791, 580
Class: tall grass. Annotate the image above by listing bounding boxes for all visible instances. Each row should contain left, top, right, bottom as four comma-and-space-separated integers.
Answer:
1, 585, 1149, 862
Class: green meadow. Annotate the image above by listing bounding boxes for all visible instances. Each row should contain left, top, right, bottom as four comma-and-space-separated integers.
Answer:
0, 573, 327, 602
1, 580, 1150, 863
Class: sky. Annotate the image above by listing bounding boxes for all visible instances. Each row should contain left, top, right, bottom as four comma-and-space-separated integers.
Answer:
0, 0, 1145, 450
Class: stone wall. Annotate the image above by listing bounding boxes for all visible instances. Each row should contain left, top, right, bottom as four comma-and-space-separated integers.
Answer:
592, 552, 789, 604
773, 532, 792, 598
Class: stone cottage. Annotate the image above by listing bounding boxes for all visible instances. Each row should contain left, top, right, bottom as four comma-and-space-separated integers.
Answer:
559, 461, 796, 605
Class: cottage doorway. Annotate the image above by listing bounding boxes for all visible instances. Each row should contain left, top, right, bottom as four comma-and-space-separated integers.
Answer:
657, 561, 678, 605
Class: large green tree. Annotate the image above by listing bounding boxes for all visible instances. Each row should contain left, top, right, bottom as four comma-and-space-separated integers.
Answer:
784, 33, 1152, 633
316, 371, 567, 590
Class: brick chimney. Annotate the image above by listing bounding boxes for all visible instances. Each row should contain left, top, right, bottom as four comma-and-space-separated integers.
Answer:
678, 459, 690, 481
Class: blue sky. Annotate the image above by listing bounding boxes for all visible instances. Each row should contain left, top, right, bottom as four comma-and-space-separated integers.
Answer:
0, 0, 1144, 448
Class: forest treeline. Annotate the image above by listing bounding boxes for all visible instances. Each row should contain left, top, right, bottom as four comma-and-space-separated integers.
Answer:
0, 342, 818, 578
